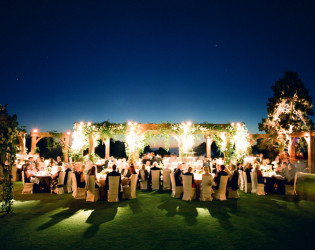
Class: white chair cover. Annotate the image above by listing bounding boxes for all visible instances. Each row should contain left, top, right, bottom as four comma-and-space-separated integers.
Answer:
250, 172, 265, 195
243, 171, 252, 193
139, 170, 148, 190
250, 172, 258, 194
11, 165, 17, 182
170, 173, 183, 198
55, 171, 65, 195
151, 170, 160, 190
200, 175, 213, 201
123, 174, 138, 199
214, 176, 228, 200
71, 173, 85, 199
64, 170, 72, 193
22, 171, 33, 194
107, 176, 120, 202
86, 176, 100, 202
239, 170, 244, 191
162, 169, 171, 190
182, 175, 196, 201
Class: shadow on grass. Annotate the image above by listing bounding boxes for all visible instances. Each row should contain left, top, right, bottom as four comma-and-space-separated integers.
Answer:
157, 197, 239, 229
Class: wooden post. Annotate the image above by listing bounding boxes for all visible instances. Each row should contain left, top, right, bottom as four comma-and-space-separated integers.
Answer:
30, 132, 38, 154
89, 134, 95, 154
206, 136, 213, 158
63, 134, 70, 163
105, 138, 110, 158
288, 137, 296, 164
307, 135, 315, 173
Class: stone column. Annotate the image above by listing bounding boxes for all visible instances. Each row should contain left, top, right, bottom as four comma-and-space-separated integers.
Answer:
105, 138, 110, 158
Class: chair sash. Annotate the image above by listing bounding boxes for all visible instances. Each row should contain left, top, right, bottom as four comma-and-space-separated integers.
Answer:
21, 171, 34, 194
151, 170, 160, 190
108, 176, 120, 202
182, 175, 196, 201
72, 173, 85, 199
243, 171, 252, 193
200, 175, 213, 201
55, 172, 65, 194
139, 170, 148, 190
162, 169, 171, 190
170, 172, 183, 198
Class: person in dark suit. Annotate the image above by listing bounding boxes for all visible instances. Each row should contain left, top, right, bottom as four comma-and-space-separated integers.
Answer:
228, 165, 239, 190
174, 163, 183, 186
213, 165, 229, 190
105, 164, 121, 191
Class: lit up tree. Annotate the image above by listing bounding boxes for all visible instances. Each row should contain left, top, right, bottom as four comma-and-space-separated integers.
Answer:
259, 71, 314, 152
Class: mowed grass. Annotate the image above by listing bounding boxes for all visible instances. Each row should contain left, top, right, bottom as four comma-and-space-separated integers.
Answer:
1, 182, 315, 250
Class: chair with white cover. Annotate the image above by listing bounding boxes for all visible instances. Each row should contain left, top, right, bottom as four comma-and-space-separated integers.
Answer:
139, 170, 148, 190
54, 171, 65, 195
151, 170, 161, 190
86, 176, 100, 202
243, 171, 252, 193
182, 175, 196, 201
123, 174, 138, 199
64, 170, 72, 193
107, 176, 120, 202
72, 173, 85, 199
170, 173, 183, 198
250, 172, 265, 195
239, 170, 244, 191
162, 169, 171, 190
22, 171, 34, 194
199, 175, 213, 201
11, 165, 18, 182
213, 176, 229, 200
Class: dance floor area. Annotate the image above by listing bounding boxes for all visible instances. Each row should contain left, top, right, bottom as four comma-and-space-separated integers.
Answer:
1, 183, 315, 250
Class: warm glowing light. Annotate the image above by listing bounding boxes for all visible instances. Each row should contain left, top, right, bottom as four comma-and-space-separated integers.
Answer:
231, 122, 235, 126
187, 121, 192, 126
181, 122, 185, 126
79, 121, 84, 125
134, 122, 137, 125
128, 121, 132, 125
66, 131, 71, 135
236, 122, 241, 127
87, 122, 92, 126
33, 129, 38, 133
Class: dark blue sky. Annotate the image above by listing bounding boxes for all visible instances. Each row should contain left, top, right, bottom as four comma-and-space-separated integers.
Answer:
1, 0, 315, 134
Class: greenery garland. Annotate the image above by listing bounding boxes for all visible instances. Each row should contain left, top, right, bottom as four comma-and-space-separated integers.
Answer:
0, 104, 19, 214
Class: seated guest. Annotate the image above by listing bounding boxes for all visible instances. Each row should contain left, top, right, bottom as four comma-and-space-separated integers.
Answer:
237, 163, 243, 171
149, 161, 161, 186
105, 164, 121, 190
63, 163, 72, 185
76, 165, 86, 188
87, 166, 99, 188
284, 164, 296, 185
174, 163, 183, 186
213, 165, 229, 190
183, 166, 195, 187
244, 163, 253, 183
23, 164, 34, 183
201, 166, 213, 186
57, 156, 63, 166
255, 164, 264, 184
228, 165, 239, 190
50, 166, 62, 193
138, 164, 149, 182
129, 164, 137, 175
121, 163, 131, 178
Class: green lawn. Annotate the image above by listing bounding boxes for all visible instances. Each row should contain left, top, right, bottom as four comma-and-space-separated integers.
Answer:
1, 182, 315, 250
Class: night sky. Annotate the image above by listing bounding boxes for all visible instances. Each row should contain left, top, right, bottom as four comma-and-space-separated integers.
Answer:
1, 0, 315, 135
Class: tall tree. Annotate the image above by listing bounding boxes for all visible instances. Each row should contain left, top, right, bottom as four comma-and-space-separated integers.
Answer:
259, 71, 314, 152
